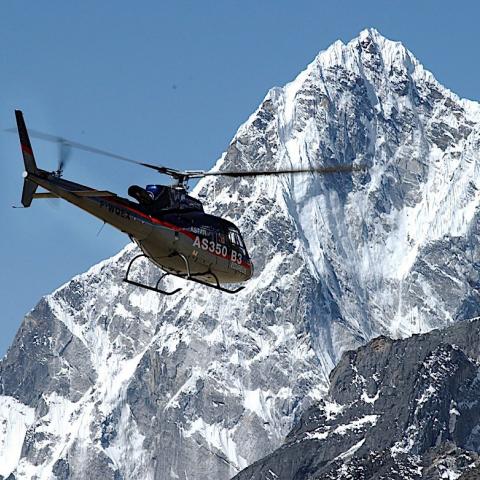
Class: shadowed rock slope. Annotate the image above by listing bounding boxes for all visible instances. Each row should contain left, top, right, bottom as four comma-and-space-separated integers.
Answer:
234, 318, 480, 479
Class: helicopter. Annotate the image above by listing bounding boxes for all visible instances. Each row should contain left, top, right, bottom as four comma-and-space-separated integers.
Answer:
13, 110, 361, 295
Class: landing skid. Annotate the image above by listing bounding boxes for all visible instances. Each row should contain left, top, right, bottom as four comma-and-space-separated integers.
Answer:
123, 253, 245, 295
123, 254, 181, 295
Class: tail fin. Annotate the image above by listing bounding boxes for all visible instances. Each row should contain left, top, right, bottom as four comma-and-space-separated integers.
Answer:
15, 110, 39, 207
21, 179, 38, 207
15, 110, 38, 174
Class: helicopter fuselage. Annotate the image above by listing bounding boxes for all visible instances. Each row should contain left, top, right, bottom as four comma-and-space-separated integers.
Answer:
26, 169, 253, 286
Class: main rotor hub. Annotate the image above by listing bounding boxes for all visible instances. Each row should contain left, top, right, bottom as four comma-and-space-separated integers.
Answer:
172, 173, 190, 190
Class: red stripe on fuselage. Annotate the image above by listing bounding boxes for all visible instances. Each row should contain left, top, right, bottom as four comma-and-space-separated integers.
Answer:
109, 198, 196, 238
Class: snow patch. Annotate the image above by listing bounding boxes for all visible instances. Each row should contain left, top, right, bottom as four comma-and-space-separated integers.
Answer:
0, 397, 35, 478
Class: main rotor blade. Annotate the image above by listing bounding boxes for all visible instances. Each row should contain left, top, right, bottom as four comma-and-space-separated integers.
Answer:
189, 163, 365, 179
5, 127, 365, 180
5, 127, 171, 173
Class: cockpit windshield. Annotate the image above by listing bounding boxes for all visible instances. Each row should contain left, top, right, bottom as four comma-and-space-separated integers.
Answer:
228, 228, 247, 254
228, 230, 241, 246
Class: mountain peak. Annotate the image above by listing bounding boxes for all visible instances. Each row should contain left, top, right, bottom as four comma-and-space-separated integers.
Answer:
357, 26, 399, 49
239, 27, 480, 157
358, 26, 383, 39
311, 28, 415, 79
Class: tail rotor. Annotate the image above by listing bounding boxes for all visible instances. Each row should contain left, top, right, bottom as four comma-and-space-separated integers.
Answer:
56, 138, 72, 177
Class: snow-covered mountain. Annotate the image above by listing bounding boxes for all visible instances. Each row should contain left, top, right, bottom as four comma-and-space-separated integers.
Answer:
1, 28, 479, 479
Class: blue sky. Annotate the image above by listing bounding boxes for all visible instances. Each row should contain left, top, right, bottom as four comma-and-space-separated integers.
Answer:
1, 0, 479, 356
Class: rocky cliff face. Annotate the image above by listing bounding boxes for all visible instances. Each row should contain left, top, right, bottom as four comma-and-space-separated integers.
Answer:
234, 317, 480, 480
0, 28, 479, 479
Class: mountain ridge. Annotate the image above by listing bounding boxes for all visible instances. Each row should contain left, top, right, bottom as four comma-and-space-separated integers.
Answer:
234, 316, 480, 479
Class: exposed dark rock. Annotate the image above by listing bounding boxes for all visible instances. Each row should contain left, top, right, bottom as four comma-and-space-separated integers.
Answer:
234, 319, 480, 479
52, 459, 70, 480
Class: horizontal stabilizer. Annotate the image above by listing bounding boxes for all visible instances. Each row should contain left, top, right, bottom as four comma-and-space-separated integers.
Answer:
32, 190, 115, 200
32, 192, 59, 199
72, 190, 115, 197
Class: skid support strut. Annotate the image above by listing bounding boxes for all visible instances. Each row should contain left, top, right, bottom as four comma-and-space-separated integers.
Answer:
123, 254, 182, 295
